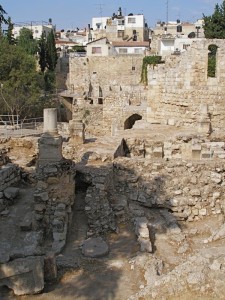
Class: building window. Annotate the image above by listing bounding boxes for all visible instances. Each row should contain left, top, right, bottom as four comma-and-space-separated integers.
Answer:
96, 23, 102, 29
183, 44, 190, 50
119, 48, 128, 54
117, 30, 124, 38
92, 47, 102, 54
128, 17, 136, 24
134, 48, 143, 54
118, 19, 125, 25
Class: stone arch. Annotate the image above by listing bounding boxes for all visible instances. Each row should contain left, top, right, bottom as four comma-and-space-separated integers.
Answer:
208, 44, 218, 77
124, 114, 142, 130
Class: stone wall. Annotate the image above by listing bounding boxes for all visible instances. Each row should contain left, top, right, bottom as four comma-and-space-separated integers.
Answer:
113, 158, 225, 222
67, 39, 225, 135
68, 55, 148, 134
0, 148, 20, 192
0, 148, 10, 167
78, 157, 225, 235
147, 39, 225, 132
34, 160, 75, 253
123, 136, 225, 161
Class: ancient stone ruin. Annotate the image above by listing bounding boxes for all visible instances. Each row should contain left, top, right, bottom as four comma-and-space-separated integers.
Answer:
1, 40, 225, 299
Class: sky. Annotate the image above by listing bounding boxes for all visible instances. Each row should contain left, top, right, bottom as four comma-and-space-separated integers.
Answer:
0, 0, 223, 30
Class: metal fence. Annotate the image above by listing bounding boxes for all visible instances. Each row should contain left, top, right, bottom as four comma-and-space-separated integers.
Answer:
0, 115, 43, 138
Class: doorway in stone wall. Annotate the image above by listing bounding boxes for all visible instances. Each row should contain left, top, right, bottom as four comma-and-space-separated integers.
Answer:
124, 114, 142, 130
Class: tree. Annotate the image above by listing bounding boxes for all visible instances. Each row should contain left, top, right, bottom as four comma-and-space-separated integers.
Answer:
0, 38, 45, 120
0, 5, 8, 33
38, 32, 47, 73
37, 30, 58, 93
17, 28, 38, 55
46, 30, 58, 71
203, 1, 225, 38
6, 17, 15, 45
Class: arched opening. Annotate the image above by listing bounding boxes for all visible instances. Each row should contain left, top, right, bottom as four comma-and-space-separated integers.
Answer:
208, 44, 218, 77
124, 114, 142, 130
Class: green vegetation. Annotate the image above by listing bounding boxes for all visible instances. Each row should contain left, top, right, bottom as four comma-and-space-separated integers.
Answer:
0, 37, 44, 119
17, 28, 38, 55
203, 0, 225, 38
208, 44, 218, 77
0, 5, 58, 121
141, 56, 164, 85
71, 45, 86, 53
0, 4, 8, 33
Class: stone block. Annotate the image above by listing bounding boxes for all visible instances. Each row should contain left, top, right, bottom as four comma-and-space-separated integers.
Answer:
0, 256, 44, 295
199, 208, 207, 216
137, 237, 152, 253
201, 151, 212, 160
38, 134, 63, 167
3, 187, 19, 200
153, 147, 163, 158
20, 213, 33, 231
192, 144, 201, 160
44, 253, 57, 281
81, 237, 109, 258
168, 119, 175, 126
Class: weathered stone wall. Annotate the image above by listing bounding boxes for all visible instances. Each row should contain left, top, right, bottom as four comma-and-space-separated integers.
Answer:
0, 148, 10, 167
34, 161, 75, 253
0, 148, 20, 192
83, 165, 117, 235
78, 156, 225, 235
69, 56, 148, 134
123, 136, 225, 161
147, 39, 225, 131
113, 158, 225, 222
72, 104, 104, 137
68, 39, 225, 135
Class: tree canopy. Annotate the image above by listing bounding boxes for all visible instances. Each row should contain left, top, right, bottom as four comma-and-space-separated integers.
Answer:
0, 5, 59, 121
0, 5, 8, 29
17, 28, 38, 55
203, 1, 225, 38
0, 37, 45, 119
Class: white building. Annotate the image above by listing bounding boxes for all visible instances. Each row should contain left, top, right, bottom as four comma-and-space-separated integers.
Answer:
86, 38, 149, 57
92, 17, 109, 31
13, 22, 55, 39
89, 8, 149, 42
159, 36, 204, 57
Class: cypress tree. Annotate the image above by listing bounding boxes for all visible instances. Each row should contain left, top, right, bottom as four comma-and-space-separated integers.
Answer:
38, 32, 47, 73
46, 30, 58, 71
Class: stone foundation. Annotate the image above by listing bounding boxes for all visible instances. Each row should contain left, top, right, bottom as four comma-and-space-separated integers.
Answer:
34, 160, 75, 253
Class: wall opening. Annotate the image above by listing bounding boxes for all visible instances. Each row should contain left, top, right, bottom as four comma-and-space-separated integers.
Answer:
98, 98, 103, 104
208, 44, 218, 78
124, 114, 142, 130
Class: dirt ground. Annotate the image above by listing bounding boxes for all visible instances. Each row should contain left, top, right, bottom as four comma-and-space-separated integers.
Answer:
1, 130, 225, 300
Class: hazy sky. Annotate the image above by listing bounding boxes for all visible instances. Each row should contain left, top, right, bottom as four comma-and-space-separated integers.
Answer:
1, 0, 222, 30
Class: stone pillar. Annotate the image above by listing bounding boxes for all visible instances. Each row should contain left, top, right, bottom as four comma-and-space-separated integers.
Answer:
43, 108, 57, 134
38, 108, 63, 167
198, 104, 211, 134
69, 119, 85, 144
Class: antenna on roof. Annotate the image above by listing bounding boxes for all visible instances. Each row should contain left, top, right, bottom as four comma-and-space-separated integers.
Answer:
166, 0, 169, 24
95, 3, 105, 36
95, 3, 105, 19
